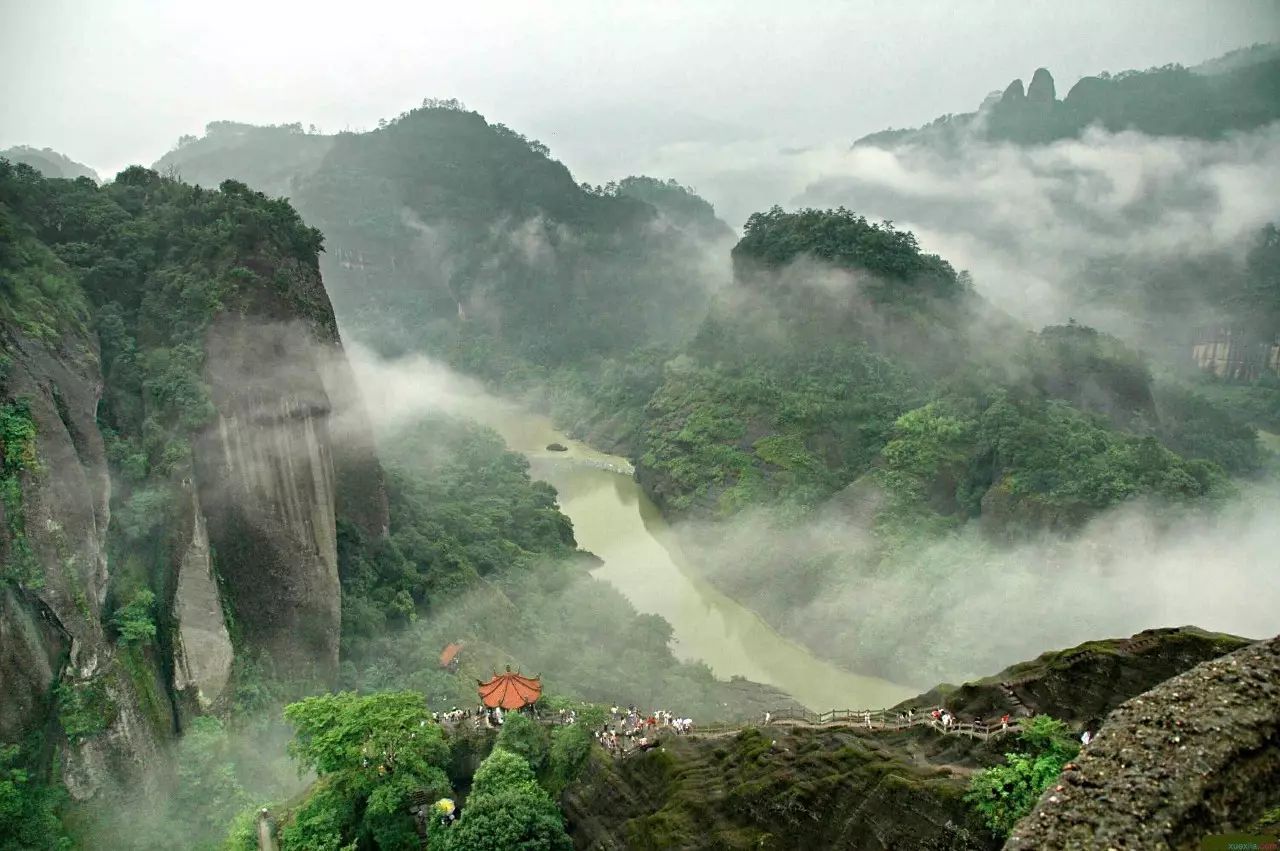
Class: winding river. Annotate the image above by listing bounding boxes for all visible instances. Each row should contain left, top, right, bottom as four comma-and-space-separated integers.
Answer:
470, 402, 916, 712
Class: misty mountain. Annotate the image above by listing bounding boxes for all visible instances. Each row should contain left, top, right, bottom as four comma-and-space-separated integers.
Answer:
156, 97, 1272, 689
156, 104, 734, 372
856, 44, 1280, 149
799, 48, 1280, 371
0, 145, 99, 181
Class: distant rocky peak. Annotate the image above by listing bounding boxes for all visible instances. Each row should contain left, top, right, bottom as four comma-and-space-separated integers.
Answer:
1027, 67, 1057, 103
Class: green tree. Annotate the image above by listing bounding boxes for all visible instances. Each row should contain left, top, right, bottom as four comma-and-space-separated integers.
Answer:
545, 713, 601, 795
0, 744, 71, 851
110, 589, 157, 644
444, 748, 571, 851
494, 713, 549, 774
281, 691, 451, 851
966, 715, 1080, 836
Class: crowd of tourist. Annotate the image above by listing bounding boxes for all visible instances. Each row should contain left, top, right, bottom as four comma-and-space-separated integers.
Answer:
435, 705, 513, 728
595, 706, 694, 756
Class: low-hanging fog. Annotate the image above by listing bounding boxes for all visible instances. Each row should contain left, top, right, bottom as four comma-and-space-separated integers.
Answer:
678, 484, 1280, 688
796, 124, 1280, 336
332, 341, 1280, 690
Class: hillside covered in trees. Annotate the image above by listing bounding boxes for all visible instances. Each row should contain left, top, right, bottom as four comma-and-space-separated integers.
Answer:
156, 103, 734, 376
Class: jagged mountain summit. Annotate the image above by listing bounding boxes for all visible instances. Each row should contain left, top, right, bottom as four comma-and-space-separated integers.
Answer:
855, 43, 1280, 149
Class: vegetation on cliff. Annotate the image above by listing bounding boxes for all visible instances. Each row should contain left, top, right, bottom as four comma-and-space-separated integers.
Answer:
0, 158, 348, 847
1, 159, 330, 615
0, 741, 72, 851
965, 715, 1079, 835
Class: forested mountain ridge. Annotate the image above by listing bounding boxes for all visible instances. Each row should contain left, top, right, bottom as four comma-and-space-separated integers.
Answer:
0, 146, 99, 181
155, 103, 734, 374
617, 203, 1272, 691
633, 206, 1243, 522
855, 44, 1280, 149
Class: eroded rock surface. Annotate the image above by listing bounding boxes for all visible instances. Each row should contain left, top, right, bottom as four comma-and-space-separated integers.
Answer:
1005, 635, 1280, 849
907, 626, 1251, 728
0, 324, 165, 797
563, 726, 997, 851
195, 318, 343, 679
171, 489, 233, 710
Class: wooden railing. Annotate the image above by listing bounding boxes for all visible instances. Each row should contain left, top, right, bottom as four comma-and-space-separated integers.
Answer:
690, 705, 1024, 740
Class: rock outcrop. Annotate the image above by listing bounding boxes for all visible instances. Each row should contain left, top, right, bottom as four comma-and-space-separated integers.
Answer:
1005, 635, 1280, 849
563, 726, 997, 850
1026, 68, 1057, 104
195, 317, 343, 679
1000, 78, 1026, 104
0, 167, 388, 801
906, 626, 1251, 728
171, 488, 233, 711
560, 627, 1257, 849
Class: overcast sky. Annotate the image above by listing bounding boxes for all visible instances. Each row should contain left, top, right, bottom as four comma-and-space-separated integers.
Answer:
2, 0, 1278, 224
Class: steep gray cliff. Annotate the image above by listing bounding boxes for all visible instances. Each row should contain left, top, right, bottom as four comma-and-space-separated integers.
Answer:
194, 316, 343, 679
171, 488, 233, 712
0, 322, 165, 799
0, 164, 391, 810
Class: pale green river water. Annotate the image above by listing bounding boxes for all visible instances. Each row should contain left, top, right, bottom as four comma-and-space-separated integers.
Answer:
468, 401, 916, 711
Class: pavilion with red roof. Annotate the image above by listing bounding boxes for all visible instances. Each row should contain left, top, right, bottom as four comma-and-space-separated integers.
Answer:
477, 666, 542, 709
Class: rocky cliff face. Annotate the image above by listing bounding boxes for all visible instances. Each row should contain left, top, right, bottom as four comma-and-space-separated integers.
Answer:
0, 321, 165, 798
1025, 68, 1056, 104
194, 316, 344, 679
170, 488, 233, 711
906, 626, 1250, 728
0, 165, 389, 801
562, 727, 996, 851
0, 309, 384, 797
1006, 635, 1280, 849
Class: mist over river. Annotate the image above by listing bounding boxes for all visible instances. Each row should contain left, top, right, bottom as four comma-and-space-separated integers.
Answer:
467, 401, 916, 712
